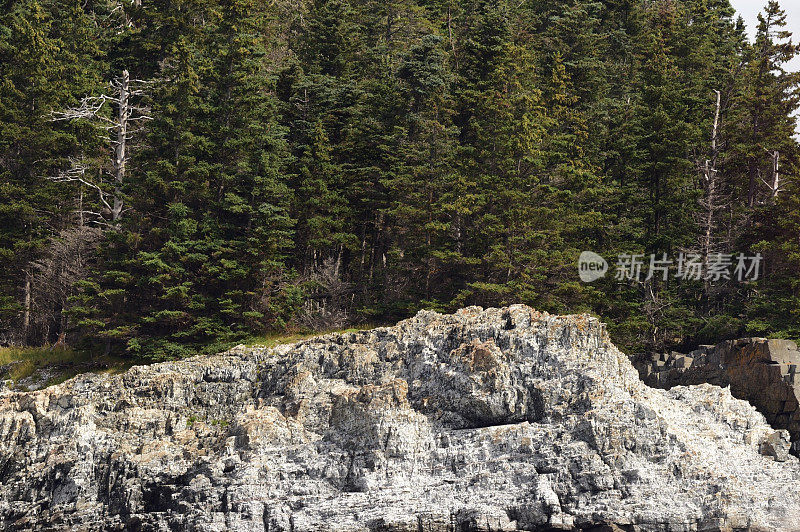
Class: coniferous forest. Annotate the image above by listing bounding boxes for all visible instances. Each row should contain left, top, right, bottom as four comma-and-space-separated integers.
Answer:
1, 0, 799, 359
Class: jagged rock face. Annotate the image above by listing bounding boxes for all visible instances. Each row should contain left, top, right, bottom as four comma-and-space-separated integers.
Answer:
1, 306, 800, 531
635, 338, 800, 455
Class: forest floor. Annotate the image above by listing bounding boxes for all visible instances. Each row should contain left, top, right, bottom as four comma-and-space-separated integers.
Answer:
0, 324, 379, 391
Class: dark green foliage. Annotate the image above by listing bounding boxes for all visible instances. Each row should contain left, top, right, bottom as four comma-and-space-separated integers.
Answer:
0, 0, 102, 344
2, 0, 799, 357
68, 0, 298, 358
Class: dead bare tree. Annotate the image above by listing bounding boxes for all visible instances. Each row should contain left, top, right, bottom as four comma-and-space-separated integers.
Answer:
760, 147, 781, 200
50, 70, 151, 225
11, 3, 148, 346
24, 227, 103, 345
298, 258, 351, 331
695, 89, 730, 297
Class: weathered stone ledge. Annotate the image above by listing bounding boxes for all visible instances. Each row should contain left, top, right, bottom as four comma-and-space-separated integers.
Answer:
1, 306, 799, 531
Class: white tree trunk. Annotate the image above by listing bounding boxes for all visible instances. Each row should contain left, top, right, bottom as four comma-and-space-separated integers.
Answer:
112, 70, 129, 222
701, 90, 722, 293
22, 273, 31, 341
771, 150, 780, 199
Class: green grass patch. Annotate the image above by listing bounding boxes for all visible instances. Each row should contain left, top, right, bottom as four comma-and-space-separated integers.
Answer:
0, 345, 143, 390
244, 324, 380, 348
0, 345, 85, 367
7, 359, 36, 382
0, 324, 384, 390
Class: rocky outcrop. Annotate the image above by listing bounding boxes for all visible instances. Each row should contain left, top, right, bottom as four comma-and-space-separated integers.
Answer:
635, 338, 800, 455
1, 306, 800, 531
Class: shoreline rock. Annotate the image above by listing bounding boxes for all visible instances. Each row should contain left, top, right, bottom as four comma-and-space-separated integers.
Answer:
634, 338, 800, 455
1, 306, 799, 530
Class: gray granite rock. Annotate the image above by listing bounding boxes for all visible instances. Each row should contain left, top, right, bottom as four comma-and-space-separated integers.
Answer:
634, 338, 800, 454
1, 306, 799, 531
760, 429, 792, 462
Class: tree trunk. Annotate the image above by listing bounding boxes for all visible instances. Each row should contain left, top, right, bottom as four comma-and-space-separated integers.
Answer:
448, 8, 457, 69
112, 69, 129, 222
22, 273, 31, 343
701, 90, 722, 297
770, 150, 780, 199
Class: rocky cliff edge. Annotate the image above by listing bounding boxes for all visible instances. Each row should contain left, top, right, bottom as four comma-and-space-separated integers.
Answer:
1, 306, 799, 531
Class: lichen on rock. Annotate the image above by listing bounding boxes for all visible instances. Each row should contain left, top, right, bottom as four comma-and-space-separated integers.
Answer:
1, 305, 799, 531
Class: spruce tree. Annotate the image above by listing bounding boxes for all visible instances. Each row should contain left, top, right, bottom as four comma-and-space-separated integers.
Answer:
0, 0, 102, 344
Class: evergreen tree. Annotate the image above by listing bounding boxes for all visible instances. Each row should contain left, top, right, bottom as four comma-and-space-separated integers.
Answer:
75, 0, 296, 358
2, 0, 800, 358
738, 1, 800, 338
0, 0, 102, 344
388, 34, 460, 310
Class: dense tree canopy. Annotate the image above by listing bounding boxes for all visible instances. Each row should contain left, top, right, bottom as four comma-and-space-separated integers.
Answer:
1, 0, 799, 358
